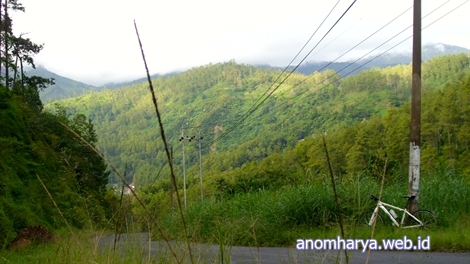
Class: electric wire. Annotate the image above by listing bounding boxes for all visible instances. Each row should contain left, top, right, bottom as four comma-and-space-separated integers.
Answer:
206, 0, 462, 148
303, 4, 414, 73
306, 0, 383, 62
211, 0, 358, 146
177, 0, 463, 149
164, 1, 376, 138
290, 0, 449, 90
232, 0, 466, 134
227, 0, 341, 138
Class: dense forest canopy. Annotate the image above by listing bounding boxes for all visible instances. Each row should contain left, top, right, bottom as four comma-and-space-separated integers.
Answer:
126, 59, 470, 224
0, 0, 114, 246
50, 54, 470, 189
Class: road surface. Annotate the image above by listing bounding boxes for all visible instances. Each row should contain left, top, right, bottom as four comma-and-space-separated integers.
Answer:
95, 233, 470, 263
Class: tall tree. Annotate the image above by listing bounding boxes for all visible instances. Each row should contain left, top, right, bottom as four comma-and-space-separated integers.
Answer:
1, 0, 52, 97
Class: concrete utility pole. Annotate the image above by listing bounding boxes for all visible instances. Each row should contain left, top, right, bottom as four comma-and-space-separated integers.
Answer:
179, 125, 189, 208
408, 0, 421, 213
170, 147, 175, 209
195, 130, 204, 201
179, 125, 202, 206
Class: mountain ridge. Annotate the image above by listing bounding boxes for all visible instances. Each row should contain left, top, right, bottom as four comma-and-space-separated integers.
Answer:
37, 43, 468, 103
293, 43, 469, 76
46, 53, 470, 186
28, 66, 97, 103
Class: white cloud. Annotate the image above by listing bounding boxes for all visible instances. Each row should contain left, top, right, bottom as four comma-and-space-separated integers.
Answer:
11, 0, 470, 86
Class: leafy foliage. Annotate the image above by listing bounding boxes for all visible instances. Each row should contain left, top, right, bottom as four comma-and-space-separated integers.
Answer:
47, 54, 470, 244
203, 72, 470, 200
0, 1, 114, 247
49, 54, 470, 190
0, 86, 113, 245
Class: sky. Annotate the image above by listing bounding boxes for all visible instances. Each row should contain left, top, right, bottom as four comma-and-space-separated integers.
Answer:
11, 0, 470, 86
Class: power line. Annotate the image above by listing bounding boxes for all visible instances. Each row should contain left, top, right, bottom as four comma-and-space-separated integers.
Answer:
171, 0, 463, 150
225, 0, 342, 141
304, 4, 414, 73
141, 2, 386, 136
211, 0, 358, 146
207, 0, 462, 148
237, 0, 465, 131
306, 0, 384, 62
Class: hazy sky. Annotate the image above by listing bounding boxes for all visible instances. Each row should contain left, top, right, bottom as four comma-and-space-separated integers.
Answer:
12, 0, 470, 86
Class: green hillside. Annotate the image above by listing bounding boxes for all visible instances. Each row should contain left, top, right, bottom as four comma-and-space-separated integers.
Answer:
34, 43, 468, 103
28, 66, 97, 103
0, 1, 114, 247
48, 54, 470, 187
47, 54, 470, 249
140, 59, 470, 248
5, 0, 470, 257
0, 86, 114, 246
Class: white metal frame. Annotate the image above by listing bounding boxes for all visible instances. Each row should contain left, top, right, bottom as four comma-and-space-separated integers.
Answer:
367, 198, 424, 228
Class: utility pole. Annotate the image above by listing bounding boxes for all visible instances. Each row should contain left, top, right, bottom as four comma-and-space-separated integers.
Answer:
179, 125, 202, 206
179, 125, 188, 208
195, 130, 204, 201
407, 0, 421, 213
170, 146, 175, 209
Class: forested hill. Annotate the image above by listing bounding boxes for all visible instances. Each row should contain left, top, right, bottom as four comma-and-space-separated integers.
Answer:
37, 43, 468, 103
48, 53, 470, 187
29, 66, 97, 103
0, 0, 116, 248
294, 43, 469, 76
0, 84, 113, 247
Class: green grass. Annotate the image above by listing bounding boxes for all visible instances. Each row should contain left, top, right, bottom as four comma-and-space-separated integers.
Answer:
0, 230, 174, 264
156, 171, 470, 251
2, 171, 469, 263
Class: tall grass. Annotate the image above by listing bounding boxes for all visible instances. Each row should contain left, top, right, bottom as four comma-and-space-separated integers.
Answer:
0, 230, 175, 263
3, 168, 469, 263
157, 170, 470, 250
158, 177, 373, 246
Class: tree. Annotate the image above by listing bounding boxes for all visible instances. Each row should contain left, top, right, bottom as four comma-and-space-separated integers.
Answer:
0, 1, 115, 241
1, 0, 53, 102
346, 128, 366, 174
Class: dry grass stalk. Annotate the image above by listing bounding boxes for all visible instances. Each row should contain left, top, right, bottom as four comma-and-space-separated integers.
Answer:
365, 158, 388, 264
133, 20, 194, 264
36, 173, 82, 250
321, 135, 348, 264
114, 163, 128, 250
59, 121, 181, 263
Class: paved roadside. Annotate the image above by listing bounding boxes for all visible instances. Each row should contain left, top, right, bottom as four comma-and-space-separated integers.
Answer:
95, 233, 470, 263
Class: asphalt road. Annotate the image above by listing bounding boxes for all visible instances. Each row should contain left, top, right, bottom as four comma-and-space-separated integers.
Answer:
95, 233, 470, 263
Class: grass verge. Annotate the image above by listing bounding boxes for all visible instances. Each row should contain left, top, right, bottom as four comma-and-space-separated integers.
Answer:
156, 171, 470, 252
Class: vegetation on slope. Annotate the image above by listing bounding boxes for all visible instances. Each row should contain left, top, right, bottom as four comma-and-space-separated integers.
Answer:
4, 0, 469, 257
49, 51, 470, 249
0, 0, 114, 247
134, 70, 470, 207
52, 54, 470, 187
0, 88, 115, 245
29, 66, 97, 103
148, 73, 470, 250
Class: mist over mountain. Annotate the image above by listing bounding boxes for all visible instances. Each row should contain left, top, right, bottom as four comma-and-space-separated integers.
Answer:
36, 43, 468, 103
294, 43, 469, 76
99, 72, 179, 90
28, 66, 97, 103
